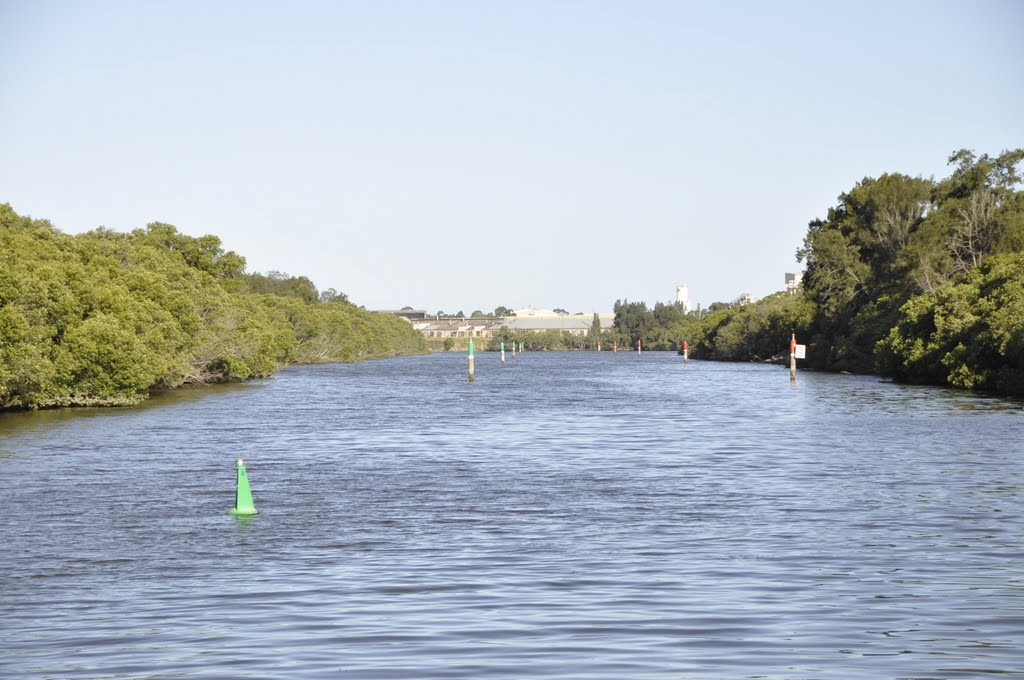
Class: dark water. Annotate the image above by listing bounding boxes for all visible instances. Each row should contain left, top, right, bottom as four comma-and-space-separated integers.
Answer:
1, 352, 1022, 679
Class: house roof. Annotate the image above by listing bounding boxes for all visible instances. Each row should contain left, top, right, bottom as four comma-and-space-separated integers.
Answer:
505, 314, 615, 331
510, 307, 561, 318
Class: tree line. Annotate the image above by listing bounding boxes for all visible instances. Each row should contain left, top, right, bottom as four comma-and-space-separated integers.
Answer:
604, 149, 1024, 395
0, 205, 427, 409
798, 149, 1023, 394
476, 305, 696, 352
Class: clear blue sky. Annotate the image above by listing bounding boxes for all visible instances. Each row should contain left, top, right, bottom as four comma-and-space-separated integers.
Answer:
2, 1, 1021, 314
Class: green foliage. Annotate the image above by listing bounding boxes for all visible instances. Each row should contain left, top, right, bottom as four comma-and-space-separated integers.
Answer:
238, 271, 319, 303
486, 326, 585, 351
0, 204, 427, 410
796, 172, 935, 371
132, 222, 246, 279
877, 252, 1024, 394
796, 148, 1024, 381
319, 287, 348, 303
692, 293, 815, 362
612, 300, 654, 346
610, 299, 698, 351
599, 150, 1021, 392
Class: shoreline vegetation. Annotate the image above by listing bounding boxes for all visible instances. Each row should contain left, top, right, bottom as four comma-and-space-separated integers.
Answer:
690, 148, 1024, 396
0, 204, 427, 410
4, 148, 1021, 408
437, 149, 1024, 397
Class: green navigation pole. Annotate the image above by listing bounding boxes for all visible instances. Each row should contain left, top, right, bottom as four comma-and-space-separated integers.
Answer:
500, 341, 506, 366
228, 458, 258, 516
468, 339, 475, 383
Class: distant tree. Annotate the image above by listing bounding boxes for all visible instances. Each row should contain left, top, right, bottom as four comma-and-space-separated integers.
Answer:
589, 313, 602, 349
443, 337, 455, 351
553, 308, 569, 315
612, 299, 654, 345
691, 292, 815, 362
318, 288, 348, 303
134, 222, 246, 278
937, 148, 1024, 274
652, 302, 682, 327
493, 306, 514, 317
243, 272, 319, 303
470, 310, 486, 318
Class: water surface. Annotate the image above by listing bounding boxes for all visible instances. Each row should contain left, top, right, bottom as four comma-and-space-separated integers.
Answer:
1, 352, 1022, 678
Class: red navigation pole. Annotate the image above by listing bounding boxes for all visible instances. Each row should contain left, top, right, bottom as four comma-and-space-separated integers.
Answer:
789, 334, 797, 382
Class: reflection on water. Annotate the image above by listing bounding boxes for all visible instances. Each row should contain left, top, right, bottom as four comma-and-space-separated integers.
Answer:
1, 353, 1022, 679
0, 380, 267, 436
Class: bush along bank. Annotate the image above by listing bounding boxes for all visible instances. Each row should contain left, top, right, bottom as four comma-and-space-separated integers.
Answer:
0, 204, 427, 409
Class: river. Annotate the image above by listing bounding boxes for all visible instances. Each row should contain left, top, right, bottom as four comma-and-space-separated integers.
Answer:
1, 352, 1022, 678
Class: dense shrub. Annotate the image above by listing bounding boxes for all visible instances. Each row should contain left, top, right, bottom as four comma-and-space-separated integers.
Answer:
0, 204, 426, 409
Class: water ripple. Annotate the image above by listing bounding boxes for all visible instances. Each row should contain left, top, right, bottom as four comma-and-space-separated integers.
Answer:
1, 353, 1022, 678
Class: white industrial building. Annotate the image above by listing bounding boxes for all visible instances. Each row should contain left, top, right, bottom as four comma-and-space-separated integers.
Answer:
675, 284, 690, 313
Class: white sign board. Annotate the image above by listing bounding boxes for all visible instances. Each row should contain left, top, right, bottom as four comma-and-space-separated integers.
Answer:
795, 344, 806, 359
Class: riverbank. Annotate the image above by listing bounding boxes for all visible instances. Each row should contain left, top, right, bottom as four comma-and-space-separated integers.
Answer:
0, 203, 428, 411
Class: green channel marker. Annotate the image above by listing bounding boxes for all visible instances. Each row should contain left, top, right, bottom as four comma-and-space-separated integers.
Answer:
228, 458, 258, 516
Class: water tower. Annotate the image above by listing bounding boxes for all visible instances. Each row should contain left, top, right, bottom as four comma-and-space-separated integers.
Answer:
675, 284, 690, 313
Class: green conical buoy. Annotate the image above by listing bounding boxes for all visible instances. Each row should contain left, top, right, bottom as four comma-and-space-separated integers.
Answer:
228, 458, 258, 516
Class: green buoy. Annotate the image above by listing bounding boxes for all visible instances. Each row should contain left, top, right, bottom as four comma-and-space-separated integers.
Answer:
228, 458, 258, 516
